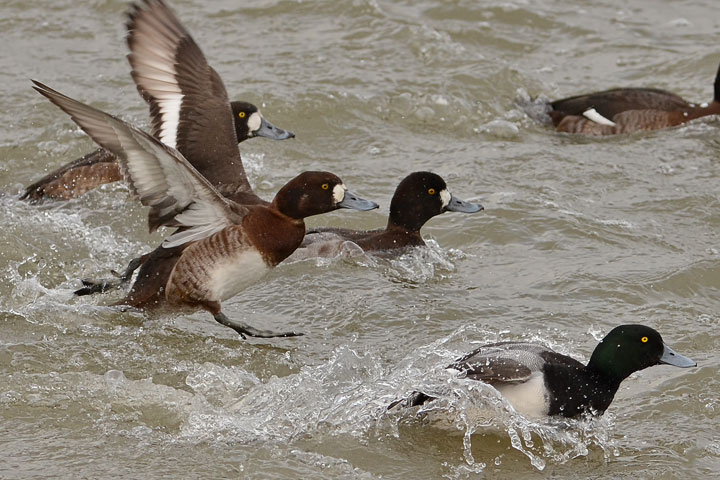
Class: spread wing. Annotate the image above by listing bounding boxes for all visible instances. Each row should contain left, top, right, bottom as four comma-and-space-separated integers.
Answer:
449, 342, 551, 384
126, 0, 248, 194
32, 80, 246, 248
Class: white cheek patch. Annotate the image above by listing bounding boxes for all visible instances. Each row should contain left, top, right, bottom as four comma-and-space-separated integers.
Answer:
332, 183, 346, 204
247, 112, 262, 133
439, 189, 451, 208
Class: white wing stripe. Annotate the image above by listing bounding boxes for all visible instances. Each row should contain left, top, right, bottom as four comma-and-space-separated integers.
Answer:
32, 81, 240, 249
129, 52, 183, 150
583, 107, 616, 126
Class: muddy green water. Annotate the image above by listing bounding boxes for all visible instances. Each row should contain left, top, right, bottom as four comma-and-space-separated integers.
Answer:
1, 0, 719, 478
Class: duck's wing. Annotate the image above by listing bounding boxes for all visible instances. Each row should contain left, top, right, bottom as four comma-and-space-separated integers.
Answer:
21, 148, 121, 202
449, 342, 551, 384
551, 88, 689, 121
32, 80, 246, 248
126, 0, 250, 195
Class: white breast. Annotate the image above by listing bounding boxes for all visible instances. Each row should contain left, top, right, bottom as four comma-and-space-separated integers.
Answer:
207, 249, 270, 302
494, 373, 549, 417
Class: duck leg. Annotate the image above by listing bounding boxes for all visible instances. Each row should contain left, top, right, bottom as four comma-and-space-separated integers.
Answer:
74, 255, 145, 296
213, 312, 304, 339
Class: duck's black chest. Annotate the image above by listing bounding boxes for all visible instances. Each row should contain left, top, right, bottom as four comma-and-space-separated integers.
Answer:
541, 354, 619, 417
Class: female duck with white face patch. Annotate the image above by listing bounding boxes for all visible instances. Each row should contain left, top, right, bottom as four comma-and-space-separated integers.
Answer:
285, 171, 484, 260
33, 80, 378, 339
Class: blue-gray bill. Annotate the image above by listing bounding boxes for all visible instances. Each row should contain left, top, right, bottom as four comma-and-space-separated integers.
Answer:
257, 117, 295, 140
446, 195, 484, 213
659, 344, 697, 368
338, 191, 379, 211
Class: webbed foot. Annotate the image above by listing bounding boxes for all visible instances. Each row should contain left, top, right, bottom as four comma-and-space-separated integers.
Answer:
74, 256, 144, 296
213, 312, 303, 339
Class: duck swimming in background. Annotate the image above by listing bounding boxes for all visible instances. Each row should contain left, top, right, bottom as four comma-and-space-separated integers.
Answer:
21, 101, 293, 202
390, 325, 696, 418
285, 171, 483, 261
33, 80, 377, 338
547, 60, 720, 135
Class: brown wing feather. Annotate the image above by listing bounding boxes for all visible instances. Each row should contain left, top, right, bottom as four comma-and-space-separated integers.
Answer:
21, 148, 121, 201
32, 80, 246, 246
126, 0, 249, 197
551, 87, 690, 120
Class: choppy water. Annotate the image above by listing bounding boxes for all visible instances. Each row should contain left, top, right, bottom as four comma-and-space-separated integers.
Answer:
1, 0, 719, 478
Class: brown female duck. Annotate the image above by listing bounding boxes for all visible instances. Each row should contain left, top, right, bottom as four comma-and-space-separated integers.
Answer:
33, 81, 377, 338
549, 61, 720, 135
73, 0, 298, 294
286, 171, 483, 261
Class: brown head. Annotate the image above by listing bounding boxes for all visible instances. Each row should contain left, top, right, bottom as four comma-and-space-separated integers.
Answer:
271, 171, 378, 220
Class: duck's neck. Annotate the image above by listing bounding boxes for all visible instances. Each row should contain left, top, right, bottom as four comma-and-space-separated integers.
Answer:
586, 345, 635, 385
386, 211, 427, 234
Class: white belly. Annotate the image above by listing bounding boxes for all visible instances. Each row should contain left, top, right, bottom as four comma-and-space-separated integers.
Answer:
495, 373, 549, 418
207, 249, 270, 302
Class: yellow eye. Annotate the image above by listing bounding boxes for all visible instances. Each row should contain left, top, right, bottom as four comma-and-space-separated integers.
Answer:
641, 336, 648, 343
428, 188, 436, 195
321, 183, 329, 190
238, 112, 246, 118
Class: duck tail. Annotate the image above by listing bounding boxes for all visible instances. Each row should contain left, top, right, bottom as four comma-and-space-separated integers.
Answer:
714, 59, 720, 102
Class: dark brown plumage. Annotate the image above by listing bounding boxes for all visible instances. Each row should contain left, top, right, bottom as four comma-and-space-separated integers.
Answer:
21, 148, 122, 201
127, 0, 251, 202
22, 101, 292, 202
287, 172, 483, 261
548, 61, 720, 135
23, 0, 292, 203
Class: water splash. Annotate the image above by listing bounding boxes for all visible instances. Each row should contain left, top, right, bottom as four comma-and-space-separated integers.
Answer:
284, 238, 465, 284
380, 329, 619, 471
384, 239, 465, 284
514, 88, 553, 126
242, 152, 265, 189
149, 328, 618, 472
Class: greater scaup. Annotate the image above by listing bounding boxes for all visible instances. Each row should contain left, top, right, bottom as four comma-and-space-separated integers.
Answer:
68, 0, 297, 295
548, 60, 720, 135
286, 171, 483, 261
33, 80, 378, 338
21, 101, 293, 202
391, 325, 696, 418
